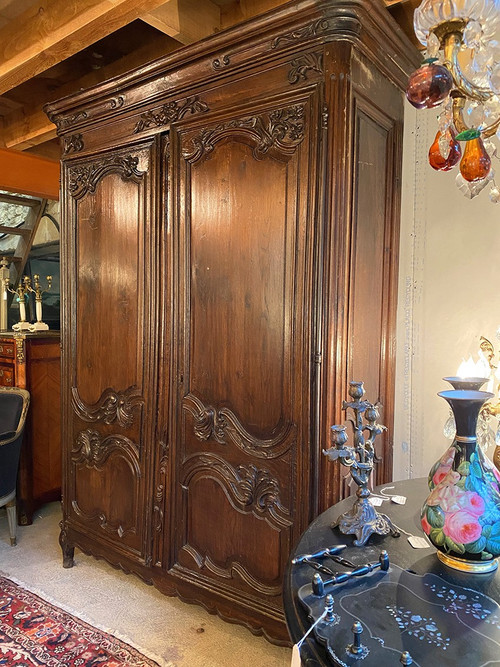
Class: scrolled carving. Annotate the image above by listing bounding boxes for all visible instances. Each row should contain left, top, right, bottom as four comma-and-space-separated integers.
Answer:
212, 54, 231, 70
109, 96, 125, 110
68, 154, 144, 200
72, 385, 144, 427
236, 464, 284, 519
188, 400, 227, 443
181, 546, 282, 595
153, 484, 164, 532
182, 453, 291, 529
271, 18, 330, 49
288, 52, 324, 84
56, 110, 88, 130
63, 133, 84, 154
182, 104, 305, 164
58, 519, 74, 568
71, 500, 134, 539
183, 394, 295, 458
55, 96, 124, 131
71, 428, 140, 474
134, 96, 209, 134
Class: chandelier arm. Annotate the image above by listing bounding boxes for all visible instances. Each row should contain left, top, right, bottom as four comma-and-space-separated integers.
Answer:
481, 117, 500, 138
453, 94, 500, 138
451, 94, 469, 132
442, 31, 492, 102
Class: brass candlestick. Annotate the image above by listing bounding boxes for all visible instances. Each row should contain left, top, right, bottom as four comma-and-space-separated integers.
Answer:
323, 381, 400, 546
26, 274, 52, 332
4, 277, 31, 331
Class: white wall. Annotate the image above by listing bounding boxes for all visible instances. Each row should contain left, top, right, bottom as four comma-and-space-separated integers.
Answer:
393, 102, 500, 481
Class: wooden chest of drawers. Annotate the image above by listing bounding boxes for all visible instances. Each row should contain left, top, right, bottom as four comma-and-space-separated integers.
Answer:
0, 332, 61, 524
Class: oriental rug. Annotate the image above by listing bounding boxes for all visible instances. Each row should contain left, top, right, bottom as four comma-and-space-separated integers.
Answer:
0, 574, 160, 666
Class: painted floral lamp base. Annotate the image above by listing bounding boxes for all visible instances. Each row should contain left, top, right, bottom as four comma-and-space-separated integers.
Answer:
421, 390, 500, 573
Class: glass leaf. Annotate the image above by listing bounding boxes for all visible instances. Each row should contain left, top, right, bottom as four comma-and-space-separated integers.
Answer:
489, 184, 500, 202
490, 62, 500, 95
464, 19, 483, 49
426, 32, 441, 58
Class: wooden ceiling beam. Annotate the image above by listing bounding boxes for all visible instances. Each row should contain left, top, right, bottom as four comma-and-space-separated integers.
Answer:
0, 34, 182, 151
141, 0, 221, 45
0, 0, 174, 96
219, 0, 289, 27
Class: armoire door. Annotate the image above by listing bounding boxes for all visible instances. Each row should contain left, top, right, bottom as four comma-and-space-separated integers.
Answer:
166, 92, 322, 629
61, 140, 159, 566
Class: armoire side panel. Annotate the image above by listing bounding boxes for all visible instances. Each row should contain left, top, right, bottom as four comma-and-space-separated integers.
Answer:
347, 85, 404, 489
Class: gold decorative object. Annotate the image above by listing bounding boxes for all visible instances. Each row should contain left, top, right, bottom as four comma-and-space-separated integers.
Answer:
26, 274, 52, 332
0, 257, 10, 331
4, 277, 31, 332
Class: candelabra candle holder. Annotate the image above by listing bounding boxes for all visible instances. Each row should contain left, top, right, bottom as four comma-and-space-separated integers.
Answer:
4, 277, 31, 332
323, 381, 400, 547
26, 274, 52, 332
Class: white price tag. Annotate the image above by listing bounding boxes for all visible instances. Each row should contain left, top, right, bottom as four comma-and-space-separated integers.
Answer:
408, 535, 431, 549
369, 496, 384, 506
391, 495, 407, 505
291, 644, 301, 667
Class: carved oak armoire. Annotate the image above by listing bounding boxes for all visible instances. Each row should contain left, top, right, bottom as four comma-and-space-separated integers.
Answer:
46, 0, 418, 643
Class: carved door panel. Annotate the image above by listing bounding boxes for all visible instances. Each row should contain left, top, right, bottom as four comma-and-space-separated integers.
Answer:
167, 94, 320, 614
63, 142, 159, 563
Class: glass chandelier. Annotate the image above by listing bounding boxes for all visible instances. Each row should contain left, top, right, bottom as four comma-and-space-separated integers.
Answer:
407, 0, 500, 201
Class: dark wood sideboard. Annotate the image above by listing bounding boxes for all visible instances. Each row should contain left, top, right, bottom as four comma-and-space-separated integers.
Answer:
45, 0, 419, 644
0, 332, 61, 525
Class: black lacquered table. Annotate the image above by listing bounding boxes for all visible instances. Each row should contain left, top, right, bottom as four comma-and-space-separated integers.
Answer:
284, 478, 500, 666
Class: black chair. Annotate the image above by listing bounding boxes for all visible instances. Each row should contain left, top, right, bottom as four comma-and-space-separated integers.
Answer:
0, 387, 30, 546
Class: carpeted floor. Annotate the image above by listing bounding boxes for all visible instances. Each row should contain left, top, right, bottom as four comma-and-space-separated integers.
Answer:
0, 503, 291, 667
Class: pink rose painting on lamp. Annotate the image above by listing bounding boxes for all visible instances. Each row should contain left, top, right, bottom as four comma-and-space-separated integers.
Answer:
421, 389, 500, 573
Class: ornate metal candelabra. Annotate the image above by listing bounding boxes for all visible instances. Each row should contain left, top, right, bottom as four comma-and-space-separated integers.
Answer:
4, 276, 31, 331
26, 274, 52, 332
323, 381, 400, 547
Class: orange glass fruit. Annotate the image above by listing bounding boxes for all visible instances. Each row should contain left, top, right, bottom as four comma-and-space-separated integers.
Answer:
428, 130, 461, 171
459, 136, 491, 182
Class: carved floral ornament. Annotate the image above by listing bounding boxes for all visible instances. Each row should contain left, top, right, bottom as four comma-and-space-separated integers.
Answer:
68, 155, 145, 200
63, 134, 84, 155
183, 393, 296, 458
271, 18, 331, 49
288, 52, 324, 84
71, 428, 140, 475
71, 385, 144, 428
182, 104, 306, 163
182, 452, 291, 529
133, 95, 209, 134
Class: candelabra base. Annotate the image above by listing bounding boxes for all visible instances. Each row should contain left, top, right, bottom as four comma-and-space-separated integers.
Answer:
28, 321, 49, 332
12, 321, 31, 332
332, 496, 400, 547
